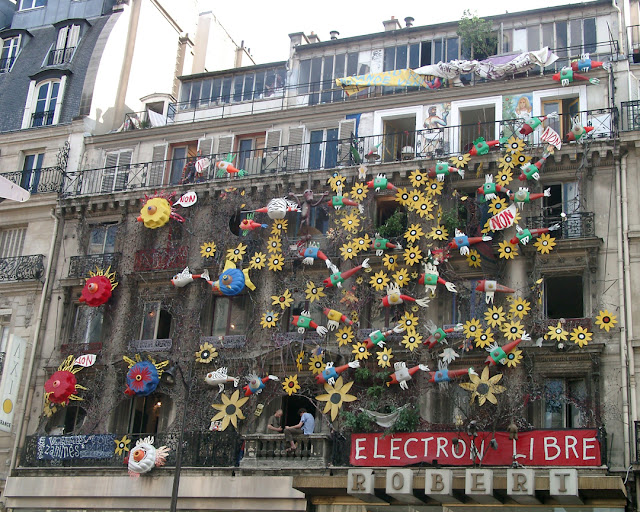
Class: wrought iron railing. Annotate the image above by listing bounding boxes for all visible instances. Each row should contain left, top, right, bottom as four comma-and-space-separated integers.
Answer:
31, 110, 56, 127
46, 46, 75, 66
134, 246, 188, 272
0, 166, 63, 195
123, 110, 167, 130
0, 56, 15, 73
20, 431, 241, 468
67, 253, 120, 278
0, 255, 45, 282
525, 212, 595, 239
620, 100, 640, 131
59, 342, 102, 355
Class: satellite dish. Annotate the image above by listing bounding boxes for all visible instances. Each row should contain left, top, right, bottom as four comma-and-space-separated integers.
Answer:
0, 174, 30, 203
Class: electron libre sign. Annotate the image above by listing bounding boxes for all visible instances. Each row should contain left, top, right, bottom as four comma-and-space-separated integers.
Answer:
350, 430, 600, 466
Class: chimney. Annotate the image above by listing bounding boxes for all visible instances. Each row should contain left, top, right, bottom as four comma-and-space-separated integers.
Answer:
307, 31, 321, 43
404, 16, 414, 28
330, 30, 339, 40
383, 16, 402, 32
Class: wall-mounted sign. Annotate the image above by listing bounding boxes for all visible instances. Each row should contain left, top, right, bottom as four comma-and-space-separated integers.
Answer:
36, 434, 116, 460
488, 204, 517, 232
0, 334, 26, 432
128, 338, 172, 352
350, 430, 600, 467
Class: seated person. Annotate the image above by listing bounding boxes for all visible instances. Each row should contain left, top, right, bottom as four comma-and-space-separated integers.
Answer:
284, 408, 315, 451
266, 409, 283, 433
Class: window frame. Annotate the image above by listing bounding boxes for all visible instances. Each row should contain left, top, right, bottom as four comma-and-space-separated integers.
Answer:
68, 303, 104, 346
48, 23, 80, 66
23, 76, 67, 129
139, 301, 172, 340
21, 152, 44, 193
210, 295, 251, 337
542, 377, 588, 429
18, 0, 46, 11
0, 35, 20, 73
88, 223, 118, 255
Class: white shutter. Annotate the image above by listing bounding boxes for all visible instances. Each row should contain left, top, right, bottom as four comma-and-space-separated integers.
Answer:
338, 119, 356, 165
217, 136, 233, 158
264, 130, 282, 172
115, 150, 132, 191
197, 138, 213, 156
55, 26, 68, 51
286, 127, 304, 171
101, 152, 119, 193
67, 25, 80, 49
265, 130, 281, 150
0, 228, 26, 258
148, 144, 167, 186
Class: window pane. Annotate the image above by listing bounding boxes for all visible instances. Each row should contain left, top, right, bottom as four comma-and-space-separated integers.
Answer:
395, 45, 407, 69
105, 224, 117, 252
309, 130, 323, 170
544, 379, 565, 428
212, 299, 230, 336
347, 53, 358, 76
568, 379, 586, 427
383, 46, 396, 71
324, 128, 338, 168
189, 81, 200, 109
221, 77, 232, 103
334, 54, 345, 78
583, 18, 596, 54
527, 27, 540, 53
179, 83, 190, 105
321, 55, 333, 103
298, 59, 311, 94
555, 22, 568, 67
421, 41, 432, 66
542, 23, 554, 49
89, 226, 106, 254
140, 302, 160, 339
232, 77, 243, 102
446, 37, 459, 61
570, 20, 582, 52
254, 71, 265, 98
409, 43, 420, 68
243, 73, 254, 101
199, 79, 212, 107
211, 78, 222, 103
228, 296, 248, 333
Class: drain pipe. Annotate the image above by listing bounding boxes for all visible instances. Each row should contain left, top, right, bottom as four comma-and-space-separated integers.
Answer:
8, 209, 60, 473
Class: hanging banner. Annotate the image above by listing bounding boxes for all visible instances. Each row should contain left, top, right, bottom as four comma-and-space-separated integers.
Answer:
336, 70, 426, 96
541, 126, 562, 150
0, 335, 26, 432
36, 434, 116, 460
350, 429, 601, 467
488, 204, 518, 231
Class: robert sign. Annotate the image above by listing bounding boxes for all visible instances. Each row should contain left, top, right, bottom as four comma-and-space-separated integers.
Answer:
350, 429, 600, 466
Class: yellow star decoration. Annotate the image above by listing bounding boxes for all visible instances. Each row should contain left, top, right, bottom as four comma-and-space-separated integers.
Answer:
340, 241, 358, 260
268, 254, 284, 272
295, 350, 305, 371
282, 375, 301, 396
350, 182, 368, 202
401, 331, 423, 351
195, 342, 218, 363
341, 212, 361, 233
200, 241, 217, 259
308, 354, 326, 374
383, 254, 398, 271
475, 328, 495, 348
415, 198, 435, 219
534, 233, 556, 254
409, 169, 427, 188
498, 240, 518, 260
505, 136, 526, 154
377, 347, 394, 368
316, 376, 357, 421
502, 320, 524, 341
336, 326, 355, 346
488, 197, 507, 216
571, 326, 593, 348
392, 267, 410, 287
459, 366, 506, 406
429, 225, 449, 240
485, 306, 506, 328
114, 435, 131, 456
404, 247, 423, 266
271, 219, 288, 234
355, 276, 364, 285
271, 289, 293, 310
400, 311, 419, 331
354, 234, 371, 253
595, 310, 617, 332
463, 318, 482, 339
546, 321, 568, 341
450, 153, 471, 168
266, 236, 282, 254
426, 178, 444, 196
505, 348, 523, 368
404, 224, 425, 244
328, 173, 347, 193
498, 153, 518, 171
249, 251, 267, 269
211, 390, 249, 431
305, 281, 326, 303
510, 297, 531, 319
370, 271, 390, 291
226, 243, 247, 262
395, 187, 411, 207
466, 249, 482, 268
496, 169, 514, 187
260, 311, 279, 329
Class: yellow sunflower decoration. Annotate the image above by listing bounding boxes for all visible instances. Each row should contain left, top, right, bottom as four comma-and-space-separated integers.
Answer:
485, 306, 506, 328
408, 190, 425, 209
426, 178, 444, 196
481, 219, 493, 235
459, 366, 506, 406
266, 236, 282, 254
395, 187, 411, 207
415, 198, 435, 219
497, 240, 518, 260
114, 435, 131, 456
400, 311, 419, 331
354, 234, 371, 253
370, 271, 390, 291
383, 253, 399, 271
570, 326, 593, 348
534, 233, 556, 254
498, 153, 518, 171
505, 348, 523, 368
308, 354, 326, 374
409, 169, 427, 188
340, 242, 358, 260
475, 328, 495, 348
271, 219, 288, 234
466, 249, 482, 268
268, 254, 284, 272
401, 331, 423, 351
392, 267, 410, 287
510, 297, 531, 319
249, 251, 267, 269
496, 169, 514, 187
195, 342, 218, 363
305, 281, 326, 303
316, 376, 357, 421
404, 224, 425, 244
328, 173, 347, 194
336, 326, 355, 346
282, 375, 301, 396
502, 320, 524, 341
341, 212, 361, 233
429, 225, 449, 240
352, 342, 371, 360
350, 182, 368, 202
200, 241, 217, 259
488, 197, 507, 216
546, 321, 568, 341
271, 289, 293, 310
505, 136, 526, 154
595, 309, 617, 332
463, 318, 482, 339
226, 243, 247, 262
260, 311, 279, 329
404, 246, 423, 266
450, 153, 471, 168
377, 347, 394, 368
210, 390, 249, 431
515, 153, 532, 167
295, 350, 305, 371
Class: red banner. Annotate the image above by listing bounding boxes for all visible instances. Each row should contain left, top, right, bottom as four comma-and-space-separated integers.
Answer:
350, 429, 600, 466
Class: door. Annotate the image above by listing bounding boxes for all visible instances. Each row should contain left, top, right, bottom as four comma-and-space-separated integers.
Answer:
170, 147, 187, 185
309, 129, 338, 170
21, 153, 43, 193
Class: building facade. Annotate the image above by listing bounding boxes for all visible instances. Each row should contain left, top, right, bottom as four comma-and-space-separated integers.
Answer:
2, 0, 640, 510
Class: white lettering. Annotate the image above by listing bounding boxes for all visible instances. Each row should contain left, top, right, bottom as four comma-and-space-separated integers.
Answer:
544, 437, 561, 460
451, 439, 466, 459
583, 437, 597, 460
422, 436, 434, 457
355, 438, 366, 460
565, 436, 578, 459
390, 437, 401, 460
374, 436, 385, 458
404, 438, 418, 459
436, 437, 449, 458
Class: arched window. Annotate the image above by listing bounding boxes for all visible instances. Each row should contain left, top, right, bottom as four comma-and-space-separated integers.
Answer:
31, 80, 60, 127
45, 405, 86, 435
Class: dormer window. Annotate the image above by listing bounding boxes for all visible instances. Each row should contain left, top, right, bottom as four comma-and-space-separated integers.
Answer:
47, 24, 80, 66
19, 0, 45, 10
0, 36, 20, 73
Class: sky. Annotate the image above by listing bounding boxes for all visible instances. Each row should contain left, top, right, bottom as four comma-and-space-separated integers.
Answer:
201, 0, 598, 65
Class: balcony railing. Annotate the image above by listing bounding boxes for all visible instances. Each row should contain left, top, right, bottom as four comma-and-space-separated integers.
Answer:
46, 46, 75, 66
67, 253, 120, 278
525, 212, 595, 240
59, 341, 102, 355
20, 431, 241, 468
0, 255, 45, 282
31, 110, 55, 128
0, 56, 15, 73
134, 246, 188, 272
620, 100, 640, 131
241, 434, 331, 468
0, 166, 63, 195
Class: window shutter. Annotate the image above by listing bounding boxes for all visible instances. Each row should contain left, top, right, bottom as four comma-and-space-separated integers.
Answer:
338, 119, 356, 165
265, 129, 281, 150
55, 26, 68, 51
148, 144, 167, 186
286, 127, 304, 171
197, 138, 213, 156
264, 130, 282, 172
0, 228, 26, 258
115, 150, 132, 191
101, 152, 119, 193
67, 25, 80, 49
217, 136, 233, 158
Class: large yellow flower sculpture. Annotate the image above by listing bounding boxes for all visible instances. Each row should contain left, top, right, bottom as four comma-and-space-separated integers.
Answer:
340, 242, 358, 260
400, 312, 419, 331
497, 240, 518, 260
403, 247, 423, 266
295, 350, 305, 371
316, 376, 357, 421
546, 321, 568, 341
377, 347, 394, 368
249, 251, 267, 270
266, 236, 282, 254
271, 219, 288, 234
268, 254, 284, 272
260, 311, 279, 329
305, 281, 326, 303
534, 233, 556, 254
463, 318, 482, 339
466, 249, 482, 268
200, 241, 217, 259
350, 182, 368, 202
510, 297, 531, 319
271, 289, 293, 310
341, 212, 361, 233
404, 224, 425, 244
392, 268, 410, 287
352, 342, 371, 360
328, 173, 347, 193
459, 366, 506, 406
370, 271, 390, 291
475, 328, 494, 348
426, 178, 444, 196
383, 254, 398, 271
595, 309, 617, 332
195, 342, 218, 363
485, 306, 506, 328
450, 153, 470, 168
488, 197, 508, 216
395, 187, 411, 206
226, 243, 247, 262
502, 320, 524, 341
282, 375, 300, 396
505, 348, 523, 368
498, 153, 518, 172
308, 355, 326, 374
354, 234, 371, 253
496, 168, 514, 187
401, 332, 423, 351
505, 136, 526, 154
210, 390, 249, 431
409, 169, 427, 188
429, 225, 449, 241
415, 198, 435, 219
336, 326, 354, 346
570, 326, 593, 348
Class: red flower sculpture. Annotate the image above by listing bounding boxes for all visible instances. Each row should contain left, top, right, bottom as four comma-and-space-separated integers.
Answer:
44, 370, 78, 405
79, 275, 113, 307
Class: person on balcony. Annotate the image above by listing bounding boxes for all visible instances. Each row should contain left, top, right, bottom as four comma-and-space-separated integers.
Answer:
266, 409, 283, 433
284, 408, 315, 452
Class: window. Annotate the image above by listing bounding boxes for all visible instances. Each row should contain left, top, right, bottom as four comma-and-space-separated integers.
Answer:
126, 394, 171, 434
542, 97, 579, 139
168, 142, 197, 185
140, 302, 172, 340
235, 133, 265, 174
298, 55, 356, 104
21, 153, 44, 193
19, 0, 45, 10
382, 116, 416, 162
101, 150, 132, 193
0, 228, 26, 258
48, 24, 80, 65
0, 36, 20, 73
88, 223, 117, 255
46, 405, 86, 434
545, 276, 584, 319
459, 106, 495, 153
309, 128, 338, 170
70, 305, 103, 345
210, 296, 251, 336
543, 378, 587, 428
31, 80, 60, 127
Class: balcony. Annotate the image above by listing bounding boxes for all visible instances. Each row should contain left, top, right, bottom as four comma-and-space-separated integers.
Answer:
0, 166, 63, 195
46, 46, 75, 66
621, 100, 640, 131
67, 253, 120, 279
0, 255, 44, 282
30, 110, 55, 128
525, 212, 595, 240
134, 246, 187, 272
241, 434, 331, 468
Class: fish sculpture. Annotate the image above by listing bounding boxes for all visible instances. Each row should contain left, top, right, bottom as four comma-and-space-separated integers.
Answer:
170, 267, 210, 288
205, 367, 240, 393
126, 436, 169, 478
207, 260, 255, 296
